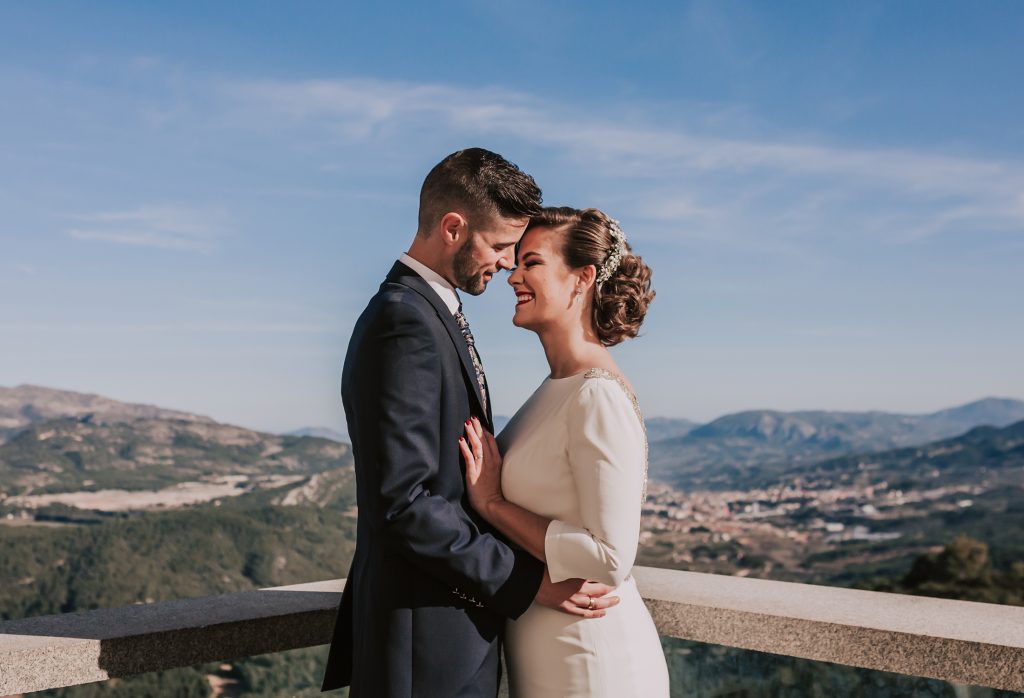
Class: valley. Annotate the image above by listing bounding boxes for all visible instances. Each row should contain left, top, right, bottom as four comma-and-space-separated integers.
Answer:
2, 385, 1023, 696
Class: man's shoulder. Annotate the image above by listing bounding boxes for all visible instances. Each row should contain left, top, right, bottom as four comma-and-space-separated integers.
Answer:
360, 279, 441, 327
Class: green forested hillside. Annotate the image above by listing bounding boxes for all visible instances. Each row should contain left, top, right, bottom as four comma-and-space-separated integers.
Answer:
861, 535, 1024, 606
1, 503, 356, 697
0, 504, 355, 620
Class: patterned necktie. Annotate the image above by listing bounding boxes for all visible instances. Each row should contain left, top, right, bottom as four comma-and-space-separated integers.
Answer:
453, 305, 488, 416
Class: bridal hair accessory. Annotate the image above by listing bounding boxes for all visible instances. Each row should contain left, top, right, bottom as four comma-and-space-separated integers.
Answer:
595, 219, 627, 290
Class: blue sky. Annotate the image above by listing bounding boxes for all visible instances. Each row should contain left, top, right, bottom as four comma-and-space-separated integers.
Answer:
1, 1, 1022, 432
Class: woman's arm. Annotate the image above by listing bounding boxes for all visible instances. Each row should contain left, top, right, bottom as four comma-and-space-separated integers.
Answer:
483, 499, 551, 562
460, 418, 551, 561
544, 379, 646, 586
461, 377, 646, 589
462, 418, 620, 616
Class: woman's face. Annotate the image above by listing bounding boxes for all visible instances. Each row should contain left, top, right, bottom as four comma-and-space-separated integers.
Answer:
507, 227, 582, 332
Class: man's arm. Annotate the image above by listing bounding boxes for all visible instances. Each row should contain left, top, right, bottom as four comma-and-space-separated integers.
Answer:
355, 298, 543, 618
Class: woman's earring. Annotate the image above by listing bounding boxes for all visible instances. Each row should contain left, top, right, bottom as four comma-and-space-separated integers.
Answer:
573, 288, 582, 305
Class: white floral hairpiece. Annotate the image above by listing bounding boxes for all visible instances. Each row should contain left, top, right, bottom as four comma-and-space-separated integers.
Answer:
595, 218, 627, 289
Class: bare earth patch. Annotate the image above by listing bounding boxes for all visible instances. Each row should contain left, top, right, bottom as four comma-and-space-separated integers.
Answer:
5, 475, 306, 512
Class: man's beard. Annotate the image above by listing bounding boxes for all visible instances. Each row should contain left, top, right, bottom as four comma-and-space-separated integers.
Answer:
453, 235, 487, 296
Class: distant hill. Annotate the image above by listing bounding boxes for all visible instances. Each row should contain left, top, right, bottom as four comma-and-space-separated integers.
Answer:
0, 416, 351, 497
919, 398, 1024, 433
789, 419, 1024, 491
646, 417, 702, 442
286, 426, 348, 443
0, 385, 213, 444
9, 386, 1021, 499
492, 415, 700, 441
650, 398, 1024, 490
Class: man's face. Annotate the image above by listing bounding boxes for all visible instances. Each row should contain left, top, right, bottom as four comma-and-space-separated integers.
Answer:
452, 215, 529, 296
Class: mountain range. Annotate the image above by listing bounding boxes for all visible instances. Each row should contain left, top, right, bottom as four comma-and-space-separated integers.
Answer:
0, 385, 213, 444
0, 386, 352, 498
0, 415, 352, 497
3, 386, 1023, 499
285, 426, 349, 443
786, 418, 1024, 491
649, 397, 1024, 490
2, 391, 1019, 698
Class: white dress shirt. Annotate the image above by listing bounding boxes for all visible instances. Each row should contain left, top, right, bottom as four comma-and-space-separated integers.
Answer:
399, 253, 460, 315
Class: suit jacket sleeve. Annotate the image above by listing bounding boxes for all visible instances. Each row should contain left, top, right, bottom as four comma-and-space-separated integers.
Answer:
355, 297, 543, 618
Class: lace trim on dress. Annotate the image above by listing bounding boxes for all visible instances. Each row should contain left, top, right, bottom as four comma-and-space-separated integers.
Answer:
582, 368, 649, 504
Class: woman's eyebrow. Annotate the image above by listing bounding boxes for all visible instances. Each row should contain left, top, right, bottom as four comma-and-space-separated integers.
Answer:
519, 251, 542, 261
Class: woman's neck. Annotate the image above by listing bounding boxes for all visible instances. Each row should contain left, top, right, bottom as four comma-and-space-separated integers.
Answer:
537, 319, 613, 379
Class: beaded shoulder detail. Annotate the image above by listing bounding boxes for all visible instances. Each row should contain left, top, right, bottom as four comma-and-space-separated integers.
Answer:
582, 368, 642, 423
582, 368, 648, 504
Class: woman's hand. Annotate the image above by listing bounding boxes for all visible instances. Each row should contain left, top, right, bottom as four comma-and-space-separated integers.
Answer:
459, 416, 504, 519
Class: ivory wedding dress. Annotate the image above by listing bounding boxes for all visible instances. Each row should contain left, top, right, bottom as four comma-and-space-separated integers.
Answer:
498, 369, 670, 698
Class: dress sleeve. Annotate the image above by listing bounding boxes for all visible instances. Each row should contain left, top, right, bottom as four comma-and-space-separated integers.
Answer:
544, 378, 646, 586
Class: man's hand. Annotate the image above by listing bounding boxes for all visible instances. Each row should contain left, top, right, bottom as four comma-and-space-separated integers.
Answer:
534, 567, 619, 618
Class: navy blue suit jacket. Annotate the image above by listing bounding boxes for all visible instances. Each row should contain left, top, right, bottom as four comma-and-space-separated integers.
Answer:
321, 262, 545, 697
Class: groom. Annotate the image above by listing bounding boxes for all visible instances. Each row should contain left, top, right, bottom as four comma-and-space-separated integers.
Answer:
321, 148, 616, 697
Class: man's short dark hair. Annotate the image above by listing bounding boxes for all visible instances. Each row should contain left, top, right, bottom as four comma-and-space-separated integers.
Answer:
417, 148, 542, 235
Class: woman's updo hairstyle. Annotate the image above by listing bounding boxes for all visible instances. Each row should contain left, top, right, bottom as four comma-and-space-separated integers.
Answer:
525, 207, 655, 346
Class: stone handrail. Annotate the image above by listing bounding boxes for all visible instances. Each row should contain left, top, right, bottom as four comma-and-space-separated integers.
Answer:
1, 567, 1023, 695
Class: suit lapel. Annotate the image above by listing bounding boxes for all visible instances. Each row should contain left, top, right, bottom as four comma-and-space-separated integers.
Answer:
481, 370, 493, 425
384, 262, 491, 426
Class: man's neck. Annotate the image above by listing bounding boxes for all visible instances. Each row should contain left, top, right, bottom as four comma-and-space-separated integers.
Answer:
399, 251, 461, 315
405, 241, 456, 287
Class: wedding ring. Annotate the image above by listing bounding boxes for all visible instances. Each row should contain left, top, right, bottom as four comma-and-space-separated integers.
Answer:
587, 596, 594, 610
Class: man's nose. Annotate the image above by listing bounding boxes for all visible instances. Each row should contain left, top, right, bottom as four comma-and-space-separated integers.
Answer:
496, 249, 515, 271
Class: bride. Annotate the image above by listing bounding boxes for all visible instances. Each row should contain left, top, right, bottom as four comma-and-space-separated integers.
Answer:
458, 207, 670, 697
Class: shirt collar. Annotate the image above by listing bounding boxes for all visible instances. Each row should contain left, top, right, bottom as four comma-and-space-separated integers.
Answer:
399, 253, 461, 315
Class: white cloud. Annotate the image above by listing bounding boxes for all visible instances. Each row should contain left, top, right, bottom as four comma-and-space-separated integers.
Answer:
68, 229, 212, 251
0, 322, 336, 334
223, 77, 1024, 242
67, 205, 227, 252
129, 55, 161, 72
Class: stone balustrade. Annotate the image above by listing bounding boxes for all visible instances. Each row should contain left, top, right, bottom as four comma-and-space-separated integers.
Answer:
1, 567, 1022, 695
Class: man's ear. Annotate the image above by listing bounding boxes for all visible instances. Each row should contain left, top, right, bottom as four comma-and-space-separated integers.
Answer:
439, 212, 468, 247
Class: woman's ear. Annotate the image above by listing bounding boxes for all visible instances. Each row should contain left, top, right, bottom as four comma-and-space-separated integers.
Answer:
578, 264, 597, 290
